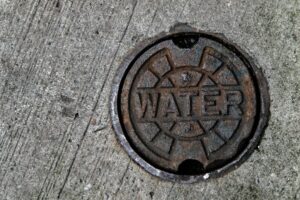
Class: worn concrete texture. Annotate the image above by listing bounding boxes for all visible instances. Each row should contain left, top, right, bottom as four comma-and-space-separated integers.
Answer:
0, 0, 299, 199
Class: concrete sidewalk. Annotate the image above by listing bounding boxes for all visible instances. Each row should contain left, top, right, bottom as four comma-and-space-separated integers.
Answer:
0, 0, 299, 199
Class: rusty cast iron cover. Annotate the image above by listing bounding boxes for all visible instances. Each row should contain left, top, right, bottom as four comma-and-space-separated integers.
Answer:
110, 28, 270, 183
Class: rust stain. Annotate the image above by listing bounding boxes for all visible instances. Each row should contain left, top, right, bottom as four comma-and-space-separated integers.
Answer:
111, 29, 270, 182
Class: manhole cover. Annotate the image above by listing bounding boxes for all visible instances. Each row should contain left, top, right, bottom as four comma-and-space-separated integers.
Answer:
110, 28, 269, 182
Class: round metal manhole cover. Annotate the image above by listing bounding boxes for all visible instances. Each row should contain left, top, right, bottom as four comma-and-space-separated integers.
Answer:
110, 29, 269, 182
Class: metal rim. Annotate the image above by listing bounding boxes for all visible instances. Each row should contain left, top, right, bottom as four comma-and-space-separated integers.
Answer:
110, 30, 270, 183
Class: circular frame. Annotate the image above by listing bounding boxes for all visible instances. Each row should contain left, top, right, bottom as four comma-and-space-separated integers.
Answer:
110, 30, 270, 183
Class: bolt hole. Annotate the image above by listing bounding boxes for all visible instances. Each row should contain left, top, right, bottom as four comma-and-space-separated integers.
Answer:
172, 35, 199, 49
177, 159, 204, 175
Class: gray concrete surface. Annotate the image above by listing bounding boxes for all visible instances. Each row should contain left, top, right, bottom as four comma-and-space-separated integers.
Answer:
0, 0, 299, 199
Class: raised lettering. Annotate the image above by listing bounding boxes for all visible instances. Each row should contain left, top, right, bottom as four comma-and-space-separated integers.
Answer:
201, 90, 221, 116
178, 91, 198, 117
224, 90, 243, 115
137, 92, 160, 118
159, 93, 181, 118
